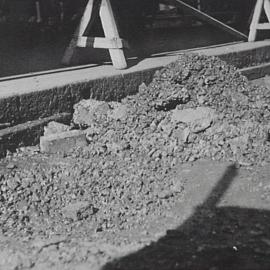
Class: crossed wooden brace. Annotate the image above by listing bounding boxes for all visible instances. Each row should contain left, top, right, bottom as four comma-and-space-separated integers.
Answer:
63, 0, 268, 69
249, 0, 270, 41
62, 0, 127, 69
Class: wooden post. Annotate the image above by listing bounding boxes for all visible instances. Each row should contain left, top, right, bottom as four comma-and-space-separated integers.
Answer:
62, 0, 95, 65
35, 1, 42, 23
99, 0, 127, 69
249, 0, 264, 41
77, 0, 95, 39
248, 0, 270, 42
264, 0, 270, 21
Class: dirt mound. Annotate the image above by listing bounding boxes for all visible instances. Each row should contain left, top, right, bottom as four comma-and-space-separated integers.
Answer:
76, 53, 270, 166
0, 54, 269, 240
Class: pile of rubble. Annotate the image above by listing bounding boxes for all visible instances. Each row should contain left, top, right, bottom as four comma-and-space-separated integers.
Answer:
69, 53, 270, 167
0, 53, 269, 238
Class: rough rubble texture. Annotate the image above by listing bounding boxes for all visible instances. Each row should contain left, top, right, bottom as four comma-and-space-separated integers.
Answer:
74, 53, 270, 167
0, 53, 270, 245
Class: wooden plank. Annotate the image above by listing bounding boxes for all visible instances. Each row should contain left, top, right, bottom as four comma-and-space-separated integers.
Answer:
167, 0, 248, 40
77, 0, 95, 38
77, 36, 124, 49
249, 0, 264, 41
99, 0, 127, 69
256, 23, 270, 29
264, 0, 270, 22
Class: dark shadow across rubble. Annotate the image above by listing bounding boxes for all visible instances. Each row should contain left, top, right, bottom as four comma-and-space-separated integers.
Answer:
102, 165, 270, 270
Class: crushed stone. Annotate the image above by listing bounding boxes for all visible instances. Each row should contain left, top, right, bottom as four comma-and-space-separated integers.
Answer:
0, 53, 269, 241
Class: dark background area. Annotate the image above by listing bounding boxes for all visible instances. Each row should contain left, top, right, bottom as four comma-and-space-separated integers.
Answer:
0, 0, 258, 77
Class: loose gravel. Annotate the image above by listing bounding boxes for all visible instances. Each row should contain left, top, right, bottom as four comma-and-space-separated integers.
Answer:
0, 53, 270, 242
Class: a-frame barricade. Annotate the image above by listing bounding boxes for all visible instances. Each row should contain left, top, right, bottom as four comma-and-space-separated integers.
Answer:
62, 0, 127, 69
249, 0, 270, 41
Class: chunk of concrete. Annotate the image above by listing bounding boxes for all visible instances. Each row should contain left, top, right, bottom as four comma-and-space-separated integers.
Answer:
62, 201, 96, 221
44, 121, 71, 136
171, 107, 216, 123
171, 107, 216, 133
73, 99, 110, 126
108, 102, 128, 121
190, 118, 213, 133
229, 134, 250, 154
73, 99, 128, 126
40, 130, 87, 154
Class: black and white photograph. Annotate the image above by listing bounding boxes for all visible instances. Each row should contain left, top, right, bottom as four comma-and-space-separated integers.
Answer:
0, 1, 270, 269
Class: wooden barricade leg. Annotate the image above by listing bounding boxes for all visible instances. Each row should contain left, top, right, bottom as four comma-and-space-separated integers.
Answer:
249, 0, 264, 41
99, 0, 127, 69
264, 0, 270, 21
62, 0, 127, 69
249, 0, 270, 42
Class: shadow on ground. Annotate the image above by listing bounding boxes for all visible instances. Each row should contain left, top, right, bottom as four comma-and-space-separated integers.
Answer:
102, 165, 270, 270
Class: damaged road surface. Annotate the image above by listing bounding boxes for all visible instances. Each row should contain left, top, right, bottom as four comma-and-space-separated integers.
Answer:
0, 54, 270, 269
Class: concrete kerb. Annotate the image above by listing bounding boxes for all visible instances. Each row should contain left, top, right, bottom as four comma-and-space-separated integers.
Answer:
1, 40, 270, 155
196, 39, 270, 68
0, 68, 160, 126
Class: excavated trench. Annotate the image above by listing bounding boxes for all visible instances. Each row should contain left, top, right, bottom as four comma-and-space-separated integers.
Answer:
0, 53, 270, 270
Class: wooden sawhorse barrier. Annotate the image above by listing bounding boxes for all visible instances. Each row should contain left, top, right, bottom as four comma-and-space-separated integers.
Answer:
63, 0, 253, 69
62, 0, 127, 69
249, 0, 270, 41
